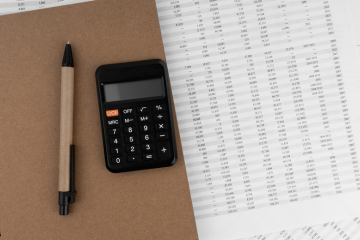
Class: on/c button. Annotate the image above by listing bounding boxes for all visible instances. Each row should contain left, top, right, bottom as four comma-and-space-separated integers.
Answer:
106, 109, 119, 117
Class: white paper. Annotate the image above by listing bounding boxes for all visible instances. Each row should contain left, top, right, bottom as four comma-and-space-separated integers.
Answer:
0, 0, 93, 16
239, 217, 360, 240
350, 0, 360, 46
155, 0, 360, 239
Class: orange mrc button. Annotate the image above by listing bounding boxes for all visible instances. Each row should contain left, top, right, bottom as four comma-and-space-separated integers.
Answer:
106, 109, 119, 117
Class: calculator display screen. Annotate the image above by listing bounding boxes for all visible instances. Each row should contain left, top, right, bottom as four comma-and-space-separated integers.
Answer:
103, 78, 165, 102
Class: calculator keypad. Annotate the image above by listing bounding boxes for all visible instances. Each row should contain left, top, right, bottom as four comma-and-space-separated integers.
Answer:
109, 138, 121, 146
137, 106, 149, 113
108, 128, 120, 136
123, 117, 135, 125
141, 134, 153, 142
124, 126, 136, 134
105, 103, 173, 167
124, 136, 137, 144
112, 156, 123, 165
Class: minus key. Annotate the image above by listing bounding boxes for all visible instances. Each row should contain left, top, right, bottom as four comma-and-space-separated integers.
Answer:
156, 132, 169, 140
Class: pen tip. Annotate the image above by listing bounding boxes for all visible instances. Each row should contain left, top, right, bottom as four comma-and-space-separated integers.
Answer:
67, 41, 70, 44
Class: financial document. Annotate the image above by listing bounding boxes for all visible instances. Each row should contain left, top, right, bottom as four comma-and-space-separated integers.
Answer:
350, 0, 360, 47
0, 0, 93, 16
239, 217, 360, 240
155, 0, 360, 239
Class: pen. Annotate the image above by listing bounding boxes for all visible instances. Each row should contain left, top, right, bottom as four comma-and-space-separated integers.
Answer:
58, 42, 76, 215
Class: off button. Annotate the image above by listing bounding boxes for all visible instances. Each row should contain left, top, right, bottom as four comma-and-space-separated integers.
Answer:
122, 108, 134, 115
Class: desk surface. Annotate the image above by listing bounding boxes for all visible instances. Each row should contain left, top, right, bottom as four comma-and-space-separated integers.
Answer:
0, 0, 198, 239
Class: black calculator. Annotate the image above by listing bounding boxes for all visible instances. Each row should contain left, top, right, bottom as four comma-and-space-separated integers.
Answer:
95, 60, 178, 173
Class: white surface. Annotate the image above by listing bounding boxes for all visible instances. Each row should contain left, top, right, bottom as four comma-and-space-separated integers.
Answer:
156, 0, 360, 239
239, 4, 360, 239
350, 0, 360, 59
239, 217, 360, 240
0, 0, 93, 16
350, 0, 360, 45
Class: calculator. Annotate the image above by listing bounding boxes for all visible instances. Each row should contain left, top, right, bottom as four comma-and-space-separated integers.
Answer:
95, 60, 178, 173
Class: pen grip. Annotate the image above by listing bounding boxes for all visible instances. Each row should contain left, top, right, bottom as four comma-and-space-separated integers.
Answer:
59, 67, 75, 192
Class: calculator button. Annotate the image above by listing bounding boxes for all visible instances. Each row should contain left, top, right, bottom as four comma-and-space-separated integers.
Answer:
124, 126, 136, 134
123, 117, 135, 125
111, 147, 122, 155
138, 115, 150, 123
141, 134, 153, 142
127, 155, 140, 163
154, 113, 167, 122
155, 123, 167, 131
125, 136, 137, 144
153, 104, 166, 112
142, 143, 154, 152
108, 128, 121, 136
109, 138, 121, 146
157, 142, 171, 160
121, 108, 134, 115
107, 118, 120, 126
137, 106, 149, 113
126, 145, 138, 153
139, 124, 151, 133
106, 109, 119, 117
111, 156, 123, 165
156, 132, 169, 140
143, 154, 155, 161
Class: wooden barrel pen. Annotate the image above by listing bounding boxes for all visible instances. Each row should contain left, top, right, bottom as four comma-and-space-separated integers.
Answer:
58, 42, 76, 215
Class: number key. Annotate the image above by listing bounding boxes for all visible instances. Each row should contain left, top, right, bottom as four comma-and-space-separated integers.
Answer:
108, 128, 120, 136
139, 124, 151, 133
109, 138, 121, 146
126, 145, 138, 153
111, 147, 122, 155
125, 136, 137, 144
111, 156, 123, 165
124, 126, 136, 134
141, 134, 153, 142
142, 143, 154, 152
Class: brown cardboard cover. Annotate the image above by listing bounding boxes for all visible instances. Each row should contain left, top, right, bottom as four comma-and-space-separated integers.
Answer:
0, 0, 198, 239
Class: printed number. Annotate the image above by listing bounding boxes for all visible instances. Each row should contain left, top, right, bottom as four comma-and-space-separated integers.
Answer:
115, 148, 119, 154
114, 139, 118, 144
145, 135, 149, 140
131, 146, 135, 152
113, 129, 117, 134
116, 158, 121, 163
144, 125, 148, 131
130, 137, 134, 142
146, 144, 150, 150
129, 127, 133, 133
